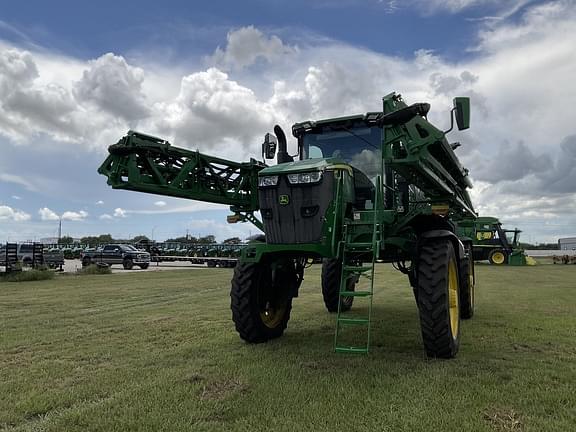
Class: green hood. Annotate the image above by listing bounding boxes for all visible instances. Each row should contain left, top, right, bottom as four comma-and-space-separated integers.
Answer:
259, 157, 350, 176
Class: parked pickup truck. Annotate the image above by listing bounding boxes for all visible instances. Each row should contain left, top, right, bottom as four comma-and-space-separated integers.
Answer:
81, 244, 150, 269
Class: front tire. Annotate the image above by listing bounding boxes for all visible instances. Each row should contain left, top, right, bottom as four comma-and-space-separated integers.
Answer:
321, 258, 356, 312
231, 259, 296, 343
139, 263, 149, 270
416, 239, 461, 359
123, 258, 134, 270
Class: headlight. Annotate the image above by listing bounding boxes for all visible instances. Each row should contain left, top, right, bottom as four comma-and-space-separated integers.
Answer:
287, 171, 323, 184
258, 175, 279, 187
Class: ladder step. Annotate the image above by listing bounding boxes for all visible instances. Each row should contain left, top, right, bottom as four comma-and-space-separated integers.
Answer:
343, 265, 373, 272
337, 317, 369, 326
340, 290, 372, 297
345, 242, 373, 250
335, 346, 369, 354
349, 220, 376, 225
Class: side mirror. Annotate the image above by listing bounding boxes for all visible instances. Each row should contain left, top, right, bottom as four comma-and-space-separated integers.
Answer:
453, 97, 470, 131
262, 133, 277, 159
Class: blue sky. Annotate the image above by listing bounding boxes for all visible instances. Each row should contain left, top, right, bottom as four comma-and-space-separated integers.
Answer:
1, 0, 575, 243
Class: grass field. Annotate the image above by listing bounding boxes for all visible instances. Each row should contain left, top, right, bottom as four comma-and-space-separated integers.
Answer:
1, 264, 575, 431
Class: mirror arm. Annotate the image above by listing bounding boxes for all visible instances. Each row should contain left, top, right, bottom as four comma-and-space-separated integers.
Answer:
443, 108, 456, 135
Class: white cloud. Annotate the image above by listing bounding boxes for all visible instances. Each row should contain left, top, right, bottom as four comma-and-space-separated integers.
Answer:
39, 207, 88, 221
12, 195, 21, 200
115, 202, 223, 215
61, 210, 88, 221
148, 67, 276, 156
399, 0, 531, 16
99, 213, 113, 220
96, 200, 104, 205
113, 207, 127, 218
74, 52, 149, 121
187, 218, 253, 241
2, 4, 576, 241
38, 207, 60, 221
0, 173, 36, 191
209, 26, 298, 70
154, 200, 167, 207
0, 205, 31, 221
0, 48, 134, 149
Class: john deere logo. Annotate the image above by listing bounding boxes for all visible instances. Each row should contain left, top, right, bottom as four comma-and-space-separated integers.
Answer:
279, 194, 290, 205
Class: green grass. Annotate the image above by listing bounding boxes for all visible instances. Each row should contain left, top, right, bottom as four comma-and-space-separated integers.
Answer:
0, 269, 54, 283
1, 265, 575, 431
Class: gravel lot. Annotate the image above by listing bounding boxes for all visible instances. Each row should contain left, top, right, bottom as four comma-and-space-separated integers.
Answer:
63, 259, 213, 274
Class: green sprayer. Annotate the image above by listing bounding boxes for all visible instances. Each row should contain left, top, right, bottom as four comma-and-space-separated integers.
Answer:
99, 92, 477, 358
456, 216, 535, 266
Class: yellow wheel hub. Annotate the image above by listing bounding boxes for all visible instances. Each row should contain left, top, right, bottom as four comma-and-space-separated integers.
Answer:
447, 259, 459, 338
491, 251, 505, 265
260, 301, 286, 329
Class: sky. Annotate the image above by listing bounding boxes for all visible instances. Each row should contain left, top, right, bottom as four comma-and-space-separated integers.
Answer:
1, 0, 575, 244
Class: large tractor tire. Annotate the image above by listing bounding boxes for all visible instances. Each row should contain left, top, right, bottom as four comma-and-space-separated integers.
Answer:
416, 239, 461, 359
488, 249, 507, 265
459, 247, 475, 320
231, 259, 296, 343
321, 258, 356, 313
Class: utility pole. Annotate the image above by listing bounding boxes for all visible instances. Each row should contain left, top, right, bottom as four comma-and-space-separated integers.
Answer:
58, 218, 62, 243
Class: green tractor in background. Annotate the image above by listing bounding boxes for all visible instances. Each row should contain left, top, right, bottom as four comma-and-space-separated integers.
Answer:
457, 216, 534, 266
99, 92, 477, 358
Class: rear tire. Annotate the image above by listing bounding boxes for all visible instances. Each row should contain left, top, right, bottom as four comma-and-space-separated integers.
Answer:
82, 257, 91, 268
321, 258, 355, 312
459, 247, 475, 319
488, 249, 507, 265
123, 258, 134, 270
416, 239, 461, 359
231, 259, 295, 343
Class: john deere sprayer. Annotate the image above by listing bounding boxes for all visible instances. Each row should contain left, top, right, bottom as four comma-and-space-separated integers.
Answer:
457, 216, 534, 266
99, 92, 476, 358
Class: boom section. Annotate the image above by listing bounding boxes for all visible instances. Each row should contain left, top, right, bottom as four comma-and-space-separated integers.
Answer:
98, 131, 265, 211
380, 94, 476, 219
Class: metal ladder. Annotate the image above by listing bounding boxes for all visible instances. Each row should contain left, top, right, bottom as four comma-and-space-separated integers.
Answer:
334, 208, 380, 354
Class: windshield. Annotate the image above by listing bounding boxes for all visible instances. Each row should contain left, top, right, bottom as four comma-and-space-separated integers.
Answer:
506, 231, 520, 245
121, 245, 138, 251
302, 125, 382, 178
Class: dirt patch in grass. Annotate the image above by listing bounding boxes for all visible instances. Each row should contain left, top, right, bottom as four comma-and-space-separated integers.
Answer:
300, 360, 331, 370
512, 343, 544, 353
199, 379, 249, 400
184, 373, 205, 384
484, 408, 523, 431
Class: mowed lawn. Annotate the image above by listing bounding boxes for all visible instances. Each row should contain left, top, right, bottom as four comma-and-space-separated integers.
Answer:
1, 264, 575, 432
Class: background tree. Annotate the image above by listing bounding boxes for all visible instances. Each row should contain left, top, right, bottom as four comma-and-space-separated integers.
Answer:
132, 235, 150, 243
223, 237, 241, 244
58, 235, 74, 245
197, 235, 216, 244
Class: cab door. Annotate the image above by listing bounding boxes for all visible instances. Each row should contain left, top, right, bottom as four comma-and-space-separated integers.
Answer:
102, 245, 121, 264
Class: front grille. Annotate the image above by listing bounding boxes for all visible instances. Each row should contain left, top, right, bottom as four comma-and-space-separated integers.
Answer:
259, 172, 335, 244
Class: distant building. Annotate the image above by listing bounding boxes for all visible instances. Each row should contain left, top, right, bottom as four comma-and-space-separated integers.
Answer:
558, 237, 576, 250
